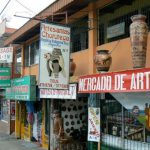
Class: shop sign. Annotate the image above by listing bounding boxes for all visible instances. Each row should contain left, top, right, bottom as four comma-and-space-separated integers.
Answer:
39, 22, 70, 89
107, 22, 125, 39
5, 75, 36, 101
88, 107, 100, 142
79, 68, 150, 93
40, 84, 76, 99
0, 47, 13, 63
0, 67, 11, 88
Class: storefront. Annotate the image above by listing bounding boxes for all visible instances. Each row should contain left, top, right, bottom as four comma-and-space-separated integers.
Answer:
5, 75, 39, 141
40, 83, 89, 150
78, 68, 150, 150
0, 67, 12, 134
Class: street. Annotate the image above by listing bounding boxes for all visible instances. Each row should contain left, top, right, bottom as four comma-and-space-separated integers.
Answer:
0, 132, 45, 150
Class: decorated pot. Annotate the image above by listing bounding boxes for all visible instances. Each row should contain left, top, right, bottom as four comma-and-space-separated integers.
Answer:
70, 58, 76, 76
130, 14, 148, 68
94, 50, 112, 72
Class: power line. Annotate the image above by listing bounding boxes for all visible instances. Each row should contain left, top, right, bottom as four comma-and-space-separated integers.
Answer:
15, 0, 35, 14
0, 0, 11, 16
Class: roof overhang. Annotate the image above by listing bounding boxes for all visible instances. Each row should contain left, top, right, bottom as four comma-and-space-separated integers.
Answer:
4, 0, 94, 45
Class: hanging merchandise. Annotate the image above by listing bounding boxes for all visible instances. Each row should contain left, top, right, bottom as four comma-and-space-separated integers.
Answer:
26, 101, 34, 124
88, 107, 100, 142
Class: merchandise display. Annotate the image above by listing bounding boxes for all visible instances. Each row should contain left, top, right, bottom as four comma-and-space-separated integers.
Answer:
56, 98, 88, 150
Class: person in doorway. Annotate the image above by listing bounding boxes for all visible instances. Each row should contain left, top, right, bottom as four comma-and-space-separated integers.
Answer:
53, 110, 64, 150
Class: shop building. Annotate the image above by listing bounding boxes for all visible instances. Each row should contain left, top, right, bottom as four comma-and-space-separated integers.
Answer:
3, 0, 150, 150
0, 20, 16, 135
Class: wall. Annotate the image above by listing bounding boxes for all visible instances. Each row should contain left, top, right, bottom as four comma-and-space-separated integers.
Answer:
96, 33, 150, 72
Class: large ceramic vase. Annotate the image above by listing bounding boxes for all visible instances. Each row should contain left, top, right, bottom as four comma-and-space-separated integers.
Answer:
94, 50, 112, 72
70, 58, 76, 76
130, 14, 148, 68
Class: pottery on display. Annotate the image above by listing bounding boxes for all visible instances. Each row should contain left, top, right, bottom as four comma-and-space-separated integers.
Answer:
94, 50, 112, 72
130, 14, 148, 68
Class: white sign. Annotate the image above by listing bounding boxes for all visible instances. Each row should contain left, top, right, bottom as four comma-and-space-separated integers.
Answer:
107, 22, 125, 39
0, 47, 13, 63
40, 84, 76, 99
88, 107, 100, 142
39, 23, 70, 89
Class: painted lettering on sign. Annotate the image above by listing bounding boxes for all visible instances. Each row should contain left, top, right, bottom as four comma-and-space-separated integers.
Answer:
40, 84, 76, 99
79, 68, 150, 93
0, 47, 13, 63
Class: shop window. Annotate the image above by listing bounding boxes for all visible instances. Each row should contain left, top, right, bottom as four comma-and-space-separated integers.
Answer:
24, 40, 39, 67
97, 0, 150, 45
101, 93, 150, 150
15, 48, 22, 74
141, 5, 150, 30
1, 100, 9, 122
107, 11, 138, 43
98, 10, 138, 45
71, 16, 88, 52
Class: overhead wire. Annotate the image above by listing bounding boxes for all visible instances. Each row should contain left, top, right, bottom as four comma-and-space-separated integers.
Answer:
15, 0, 35, 15
0, 0, 11, 16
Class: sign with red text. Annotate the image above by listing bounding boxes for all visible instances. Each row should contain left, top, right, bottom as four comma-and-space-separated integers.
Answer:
88, 107, 100, 142
79, 68, 150, 93
5, 75, 36, 101
39, 23, 70, 89
40, 84, 76, 99
0, 47, 13, 63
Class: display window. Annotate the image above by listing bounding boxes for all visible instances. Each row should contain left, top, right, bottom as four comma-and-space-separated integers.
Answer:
101, 93, 150, 150
1, 100, 10, 122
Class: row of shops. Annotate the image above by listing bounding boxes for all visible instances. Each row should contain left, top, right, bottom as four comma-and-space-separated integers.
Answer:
1, 67, 150, 150
1, 0, 150, 150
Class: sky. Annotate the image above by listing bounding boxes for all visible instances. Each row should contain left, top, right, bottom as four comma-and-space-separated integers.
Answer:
0, 0, 56, 29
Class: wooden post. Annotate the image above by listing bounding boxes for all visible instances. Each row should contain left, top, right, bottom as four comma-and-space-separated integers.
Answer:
88, 2, 97, 74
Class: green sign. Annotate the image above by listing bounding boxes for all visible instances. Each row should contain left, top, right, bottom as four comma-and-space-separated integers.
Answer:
0, 67, 11, 88
5, 75, 36, 101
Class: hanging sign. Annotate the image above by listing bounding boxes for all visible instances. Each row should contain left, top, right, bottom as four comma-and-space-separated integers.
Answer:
40, 84, 76, 99
79, 68, 150, 93
0, 47, 13, 63
5, 75, 36, 101
88, 107, 100, 142
39, 23, 70, 89
0, 67, 11, 88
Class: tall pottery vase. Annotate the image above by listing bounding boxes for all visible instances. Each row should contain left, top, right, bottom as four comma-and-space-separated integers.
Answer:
94, 50, 112, 72
130, 14, 148, 68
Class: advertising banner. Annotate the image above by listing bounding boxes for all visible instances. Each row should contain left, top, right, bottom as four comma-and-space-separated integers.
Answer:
0, 47, 13, 63
40, 84, 77, 99
39, 23, 70, 89
79, 68, 150, 93
0, 67, 11, 88
5, 75, 36, 101
88, 107, 100, 142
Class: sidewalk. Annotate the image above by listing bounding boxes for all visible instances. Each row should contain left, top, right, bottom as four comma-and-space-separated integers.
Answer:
0, 132, 45, 150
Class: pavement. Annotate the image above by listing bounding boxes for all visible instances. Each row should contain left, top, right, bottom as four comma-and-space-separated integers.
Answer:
0, 132, 45, 150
